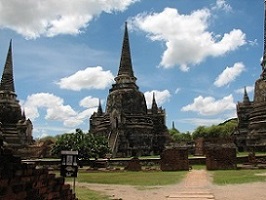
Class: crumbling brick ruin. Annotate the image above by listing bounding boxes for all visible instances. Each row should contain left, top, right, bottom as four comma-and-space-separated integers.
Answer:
0, 138, 77, 200
205, 144, 237, 170
125, 157, 142, 171
160, 148, 189, 171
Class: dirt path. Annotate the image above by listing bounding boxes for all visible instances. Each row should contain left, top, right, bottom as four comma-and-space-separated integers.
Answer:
74, 170, 266, 200
166, 169, 215, 199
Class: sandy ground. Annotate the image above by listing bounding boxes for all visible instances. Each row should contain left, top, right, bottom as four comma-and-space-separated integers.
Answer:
74, 169, 266, 200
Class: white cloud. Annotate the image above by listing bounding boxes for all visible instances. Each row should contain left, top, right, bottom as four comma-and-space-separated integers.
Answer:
181, 94, 235, 116
23, 92, 75, 121
130, 7, 246, 71
214, 62, 245, 87
66, 96, 100, 126
22, 93, 98, 128
175, 88, 181, 94
79, 96, 99, 108
144, 90, 171, 108
56, 66, 114, 91
33, 126, 75, 138
248, 39, 258, 47
212, 0, 232, 13
0, 0, 138, 39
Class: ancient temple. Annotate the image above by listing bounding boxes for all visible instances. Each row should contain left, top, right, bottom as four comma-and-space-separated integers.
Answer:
89, 23, 169, 157
0, 40, 33, 148
235, 1, 266, 151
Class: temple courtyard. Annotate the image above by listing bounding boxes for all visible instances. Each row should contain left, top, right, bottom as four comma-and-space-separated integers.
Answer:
73, 169, 266, 200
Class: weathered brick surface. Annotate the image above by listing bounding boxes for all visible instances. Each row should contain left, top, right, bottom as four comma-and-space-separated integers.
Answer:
160, 148, 189, 171
125, 157, 142, 171
205, 145, 237, 170
0, 150, 78, 200
194, 137, 205, 156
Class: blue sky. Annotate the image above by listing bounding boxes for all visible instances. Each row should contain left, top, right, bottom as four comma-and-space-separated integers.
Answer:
0, 0, 263, 138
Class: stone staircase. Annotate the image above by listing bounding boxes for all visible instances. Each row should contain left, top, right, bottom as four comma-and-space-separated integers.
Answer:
108, 130, 119, 156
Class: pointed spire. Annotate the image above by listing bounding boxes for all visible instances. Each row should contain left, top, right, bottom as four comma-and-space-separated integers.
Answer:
261, 0, 266, 75
151, 92, 158, 113
97, 99, 103, 115
0, 40, 15, 92
243, 86, 250, 104
172, 121, 175, 130
117, 22, 135, 79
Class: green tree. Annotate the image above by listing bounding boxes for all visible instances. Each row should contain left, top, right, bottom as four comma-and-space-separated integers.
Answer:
169, 128, 192, 142
51, 129, 110, 159
192, 126, 208, 139
192, 118, 237, 139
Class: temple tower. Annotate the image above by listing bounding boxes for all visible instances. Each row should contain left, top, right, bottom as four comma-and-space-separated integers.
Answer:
90, 23, 168, 157
246, 0, 266, 150
0, 40, 33, 147
235, 1, 266, 151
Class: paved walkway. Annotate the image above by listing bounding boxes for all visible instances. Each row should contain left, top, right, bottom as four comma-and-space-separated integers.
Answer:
166, 169, 215, 200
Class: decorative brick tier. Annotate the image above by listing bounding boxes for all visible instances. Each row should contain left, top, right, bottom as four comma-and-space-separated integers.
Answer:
160, 148, 189, 171
0, 149, 77, 200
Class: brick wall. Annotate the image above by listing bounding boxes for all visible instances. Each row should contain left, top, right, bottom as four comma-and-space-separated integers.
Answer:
0, 148, 77, 200
205, 145, 237, 170
160, 148, 189, 171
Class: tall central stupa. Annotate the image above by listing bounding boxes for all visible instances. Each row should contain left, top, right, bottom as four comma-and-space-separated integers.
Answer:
89, 23, 169, 157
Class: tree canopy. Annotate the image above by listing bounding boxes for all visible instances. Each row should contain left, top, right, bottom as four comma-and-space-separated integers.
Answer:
168, 128, 192, 142
192, 118, 237, 139
51, 129, 110, 159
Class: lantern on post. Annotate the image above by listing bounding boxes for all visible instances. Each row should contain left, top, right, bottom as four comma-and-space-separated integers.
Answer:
60, 150, 79, 177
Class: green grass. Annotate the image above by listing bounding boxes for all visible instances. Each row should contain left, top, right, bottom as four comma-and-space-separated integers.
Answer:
237, 152, 266, 157
74, 170, 186, 186
212, 169, 266, 185
61, 170, 187, 199
191, 165, 206, 170
74, 186, 110, 200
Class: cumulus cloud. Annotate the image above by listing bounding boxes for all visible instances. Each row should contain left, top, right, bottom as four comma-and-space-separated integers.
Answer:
23, 93, 76, 121
214, 62, 245, 87
212, 0, 232, 12
56, 66, 114, 91
129, 7, 246, 71
79, 96, 99, 108
144, 90, 171, 108
22, 93, 98, 127
181, 94, 235, 116
62, 96, 100, 127
0, 0, 138, 39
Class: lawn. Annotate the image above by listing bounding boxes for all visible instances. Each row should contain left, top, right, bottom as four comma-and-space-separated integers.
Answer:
68, 170, 187, 186
63, 170, 187, 199
211, 168, 266, 185
74, 186, 110, 200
